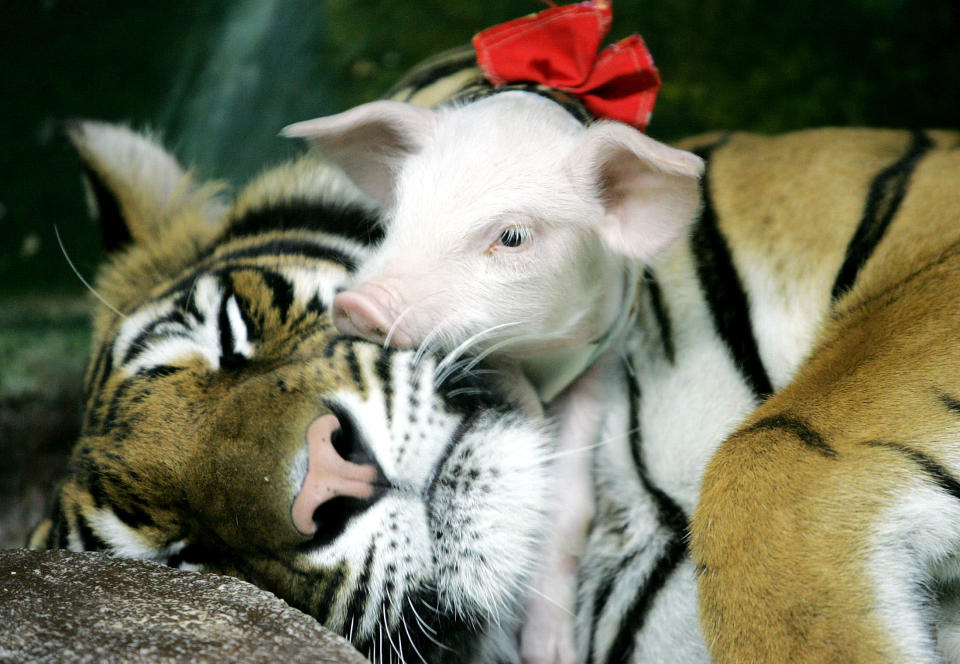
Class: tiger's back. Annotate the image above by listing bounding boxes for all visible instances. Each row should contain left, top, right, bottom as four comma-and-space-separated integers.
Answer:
683, 128, 960, 663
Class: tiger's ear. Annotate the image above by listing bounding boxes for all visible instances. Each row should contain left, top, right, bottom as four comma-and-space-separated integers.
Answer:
65, 120, 224, 252
281, 101, 435, 208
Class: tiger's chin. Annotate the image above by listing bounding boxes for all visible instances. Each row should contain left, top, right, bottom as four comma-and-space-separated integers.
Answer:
293, 393, 552, 662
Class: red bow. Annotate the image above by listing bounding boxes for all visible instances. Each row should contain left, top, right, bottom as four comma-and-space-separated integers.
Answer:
472, 0, 660, 130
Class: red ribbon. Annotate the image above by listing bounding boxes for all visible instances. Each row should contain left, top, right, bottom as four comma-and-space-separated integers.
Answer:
472, 0, 660, 130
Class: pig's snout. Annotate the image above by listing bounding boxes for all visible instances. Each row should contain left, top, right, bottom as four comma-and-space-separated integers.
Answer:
291, 413, 380, 538
333, 283, 413, 348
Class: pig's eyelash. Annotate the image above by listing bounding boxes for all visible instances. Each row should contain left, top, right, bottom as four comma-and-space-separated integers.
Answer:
495, 226, 533, 248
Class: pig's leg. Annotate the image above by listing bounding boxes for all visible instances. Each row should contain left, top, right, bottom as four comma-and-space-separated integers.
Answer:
521, 359, 611, 664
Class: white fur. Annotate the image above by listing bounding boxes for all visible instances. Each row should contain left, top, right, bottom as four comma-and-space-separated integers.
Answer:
289, 92, 702, 356
871, 479, 960, 663
287, 90, 703, 664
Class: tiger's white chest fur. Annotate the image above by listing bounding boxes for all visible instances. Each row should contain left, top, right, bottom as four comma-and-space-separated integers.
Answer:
577, 236, 817, 662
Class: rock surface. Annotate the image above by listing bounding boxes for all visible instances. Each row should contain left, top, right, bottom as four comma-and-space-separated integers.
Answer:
0, 548, 371, 664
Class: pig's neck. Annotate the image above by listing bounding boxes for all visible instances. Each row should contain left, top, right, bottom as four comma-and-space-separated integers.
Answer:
522, 261, 640, 403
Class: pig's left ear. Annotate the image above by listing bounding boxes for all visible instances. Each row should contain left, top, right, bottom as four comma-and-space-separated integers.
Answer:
282, 101, 435, 208
569, 122, 704, 261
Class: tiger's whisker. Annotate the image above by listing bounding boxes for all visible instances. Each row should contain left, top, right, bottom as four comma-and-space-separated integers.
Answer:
54, 225, 126, 319
400, 612, 429, 664
433, 321, 523, 386
517, 580, 574, 617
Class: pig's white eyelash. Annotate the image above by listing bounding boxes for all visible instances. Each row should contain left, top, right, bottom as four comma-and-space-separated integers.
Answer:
433, 321, 523, 387
495, 226, 533, 249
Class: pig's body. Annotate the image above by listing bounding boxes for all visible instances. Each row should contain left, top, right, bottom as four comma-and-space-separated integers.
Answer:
284, 56, 703, 664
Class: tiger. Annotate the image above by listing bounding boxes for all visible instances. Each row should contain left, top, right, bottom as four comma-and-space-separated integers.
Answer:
328, 44, 960, 663
32, 56, 960, 664
580, 126, 960, 664
27, 120, 554, 664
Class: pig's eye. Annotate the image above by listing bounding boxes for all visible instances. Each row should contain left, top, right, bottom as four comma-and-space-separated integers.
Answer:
497, 226, 532, 249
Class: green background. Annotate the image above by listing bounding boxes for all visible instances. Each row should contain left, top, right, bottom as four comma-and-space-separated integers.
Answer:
3, 0, 958, 299
0, 0, 958, 544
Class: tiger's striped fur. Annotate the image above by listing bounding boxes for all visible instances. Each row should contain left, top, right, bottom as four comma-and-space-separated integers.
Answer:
31, 43, 960, 664
375, 45, 960, 662
29, 121, 553, 664
581, 128, 960, 664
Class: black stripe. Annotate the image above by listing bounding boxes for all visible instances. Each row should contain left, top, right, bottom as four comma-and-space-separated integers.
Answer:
258, 270, 294, 325
603, 539, 687, 664
50, 499, 69, 548
323, 334, 354, 358
101, 376, 134, 433
384, 45, 479, 99
110, 493, 158, 530
167, 243, 356, 302
452, 82, 593, 126
217, 290, 248, 371
691, 140, 774, 400
937, 390, 960, 416
75, 512, 107, 552
138, 365, 183, 380
591, 365, 689, 664
745, 414, 838, 458
121, 311, 188, 366
831, 130, 933, 301
222, 200, 383, 246
643, 267, 675, 364
864, 440, 960, 502
83, 345, 112, 432
345, 542, 378, 630
585, 549, 640, 664
626, 374, 687, 538
79, 162, 132, 253
375, 351, 394, 425
217, 239, 359, 270
345, 346, 366, 394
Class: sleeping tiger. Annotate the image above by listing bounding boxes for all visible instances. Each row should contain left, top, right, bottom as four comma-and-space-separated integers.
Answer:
31, 74, 960, 664
28, 120, 553, 664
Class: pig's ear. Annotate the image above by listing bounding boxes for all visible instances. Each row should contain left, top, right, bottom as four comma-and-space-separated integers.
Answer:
569, 122, 704, 261
282, 101, 435, 207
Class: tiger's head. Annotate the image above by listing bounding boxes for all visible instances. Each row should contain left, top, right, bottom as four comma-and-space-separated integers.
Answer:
30, 121, 552, 662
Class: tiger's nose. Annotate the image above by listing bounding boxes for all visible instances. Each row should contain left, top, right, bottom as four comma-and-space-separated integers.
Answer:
291, 413, 380, 538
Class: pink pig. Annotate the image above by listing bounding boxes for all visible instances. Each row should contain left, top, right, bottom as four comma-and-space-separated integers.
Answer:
284, 91, 703, 664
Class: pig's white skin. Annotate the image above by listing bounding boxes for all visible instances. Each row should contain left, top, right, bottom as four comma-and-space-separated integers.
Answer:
284, 92, 703, 664
342, 95, 629, 358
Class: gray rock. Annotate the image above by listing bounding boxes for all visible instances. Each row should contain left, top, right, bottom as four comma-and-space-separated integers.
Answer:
0, 548, 371, 663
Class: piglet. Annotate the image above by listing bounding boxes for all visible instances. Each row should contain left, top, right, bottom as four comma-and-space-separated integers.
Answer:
284, 91, 703, 664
